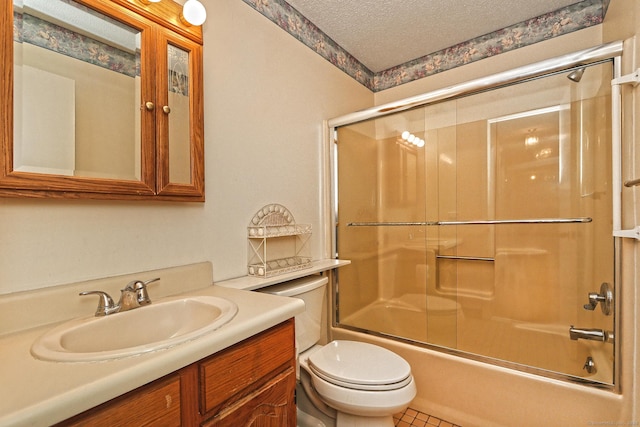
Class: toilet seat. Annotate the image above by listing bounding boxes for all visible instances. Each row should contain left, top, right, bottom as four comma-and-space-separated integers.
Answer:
308, 340, 412, 391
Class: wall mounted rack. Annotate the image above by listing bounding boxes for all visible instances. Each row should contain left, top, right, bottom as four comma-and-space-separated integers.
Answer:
247, 204, 312, 278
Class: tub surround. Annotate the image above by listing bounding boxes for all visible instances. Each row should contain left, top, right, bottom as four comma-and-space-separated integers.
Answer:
0, 262, 305, 427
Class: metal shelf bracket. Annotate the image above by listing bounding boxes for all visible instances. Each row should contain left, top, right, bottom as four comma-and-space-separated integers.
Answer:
611, 68, 640, 87
613, 226, 640, 240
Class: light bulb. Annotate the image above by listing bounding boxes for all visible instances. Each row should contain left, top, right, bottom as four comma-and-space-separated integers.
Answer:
182, 0, 207, 26
401, 131, 410, 140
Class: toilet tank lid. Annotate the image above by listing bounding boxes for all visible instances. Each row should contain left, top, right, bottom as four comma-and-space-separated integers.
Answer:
259, 276, 328, 297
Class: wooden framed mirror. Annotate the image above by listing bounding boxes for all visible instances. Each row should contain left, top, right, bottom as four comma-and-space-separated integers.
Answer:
1, 0, 204, 201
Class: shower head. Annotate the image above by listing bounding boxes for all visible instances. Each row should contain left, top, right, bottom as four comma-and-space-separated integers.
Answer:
567, 67, 586, 82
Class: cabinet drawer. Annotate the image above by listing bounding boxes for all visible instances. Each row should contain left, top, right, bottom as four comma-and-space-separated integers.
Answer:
202, 367, 296, 427
57, 374, 181, 427
200, 320, 295, 416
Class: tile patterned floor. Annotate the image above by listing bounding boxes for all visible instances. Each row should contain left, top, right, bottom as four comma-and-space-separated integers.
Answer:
394, 407, 462, 427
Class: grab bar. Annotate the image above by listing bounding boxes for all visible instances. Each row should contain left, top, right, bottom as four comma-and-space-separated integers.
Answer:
436, 255, 495, 262
348, 222, 438, 227
439, 218, 592, 225
624, 178, 640, 187
347, 217, 592, 227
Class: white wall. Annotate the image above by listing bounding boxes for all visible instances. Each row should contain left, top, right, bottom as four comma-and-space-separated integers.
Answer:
0, 0, 372, 294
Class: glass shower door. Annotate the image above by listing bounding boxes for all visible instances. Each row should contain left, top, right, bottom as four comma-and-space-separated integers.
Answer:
335, 60, 615, 385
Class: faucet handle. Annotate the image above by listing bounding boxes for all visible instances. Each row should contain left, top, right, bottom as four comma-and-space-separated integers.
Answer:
582, 282, 613, 315
124, 277, 160, 306
79, 290, 118, 316
142, 277, 161, 286
583, 293, 601, 311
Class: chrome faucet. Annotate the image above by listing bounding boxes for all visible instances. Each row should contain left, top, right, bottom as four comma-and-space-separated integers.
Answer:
569, 325, 614, 343
80, 277, 160, 316
77, 290, 119, 316
119, 278, 159, 311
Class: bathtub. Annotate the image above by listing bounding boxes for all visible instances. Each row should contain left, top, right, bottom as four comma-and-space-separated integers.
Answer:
338, 295, 613, 383
331, 312, 620, 427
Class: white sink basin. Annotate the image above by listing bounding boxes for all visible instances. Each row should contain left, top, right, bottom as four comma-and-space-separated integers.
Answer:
31, 295, 238, 362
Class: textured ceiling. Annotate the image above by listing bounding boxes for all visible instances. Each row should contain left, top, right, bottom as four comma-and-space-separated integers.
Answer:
285, 0, 583, 72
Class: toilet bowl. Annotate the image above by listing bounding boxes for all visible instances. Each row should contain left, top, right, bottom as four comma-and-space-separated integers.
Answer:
301, 341, 416, 425
259, 276, 417, 427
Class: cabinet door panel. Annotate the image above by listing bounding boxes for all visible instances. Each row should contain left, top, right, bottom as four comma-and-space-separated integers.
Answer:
201, 368, 296, 427
156, 28, 204, 198
3, 0, 156, 197
200, 320, 295, 416
57, 375, 182, 427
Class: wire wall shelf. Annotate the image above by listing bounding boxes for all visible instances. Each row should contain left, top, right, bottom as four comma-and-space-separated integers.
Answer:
247, 204, 312, 278
248, 224, 312, 238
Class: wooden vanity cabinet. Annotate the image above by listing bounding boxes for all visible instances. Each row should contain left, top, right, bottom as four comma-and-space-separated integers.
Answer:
199, 319, 296, 426
58, 374, 183, 427
57, 320, 296, 427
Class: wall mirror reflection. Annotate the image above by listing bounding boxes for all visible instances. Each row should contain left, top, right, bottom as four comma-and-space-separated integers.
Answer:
13, 0, 142, 180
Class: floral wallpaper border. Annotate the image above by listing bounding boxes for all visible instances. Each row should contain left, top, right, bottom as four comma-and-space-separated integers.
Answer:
14, 7, 190, 96
14, 12, 139, 78
242, 0, 610, 92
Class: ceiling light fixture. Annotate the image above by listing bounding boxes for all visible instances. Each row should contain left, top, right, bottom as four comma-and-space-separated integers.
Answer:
399, 131, 425, 148
524, 129, 539, 146
181, 0, 207, 26
138, 0, 207, 27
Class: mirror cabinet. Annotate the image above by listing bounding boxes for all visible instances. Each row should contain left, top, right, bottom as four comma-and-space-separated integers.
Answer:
1, 0, 204, 200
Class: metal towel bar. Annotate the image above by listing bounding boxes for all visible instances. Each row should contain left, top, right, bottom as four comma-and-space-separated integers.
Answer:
624, 178, 640, 187
436, 255, 495, 262
347, 217, 592, 227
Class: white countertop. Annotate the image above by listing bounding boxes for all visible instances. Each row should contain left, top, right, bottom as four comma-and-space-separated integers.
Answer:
0, 263, 306, 427
217, 259, 350, 290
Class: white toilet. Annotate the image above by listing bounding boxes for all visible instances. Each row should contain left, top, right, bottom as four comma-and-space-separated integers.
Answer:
260, 276, 416, 427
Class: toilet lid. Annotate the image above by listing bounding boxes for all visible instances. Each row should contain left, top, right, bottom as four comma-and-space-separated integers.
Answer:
308, 340, 412, 391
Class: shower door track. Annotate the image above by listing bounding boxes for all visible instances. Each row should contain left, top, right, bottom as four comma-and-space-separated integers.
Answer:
347, 217, 592, 227
336, 322, 616, 390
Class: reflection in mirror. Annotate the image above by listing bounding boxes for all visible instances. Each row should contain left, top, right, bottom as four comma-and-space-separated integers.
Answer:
13, 0, 141, 180
167, 43, 191, 184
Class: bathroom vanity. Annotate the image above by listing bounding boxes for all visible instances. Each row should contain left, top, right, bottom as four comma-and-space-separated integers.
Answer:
0, 262, 304, 427
59, 320, 296, 426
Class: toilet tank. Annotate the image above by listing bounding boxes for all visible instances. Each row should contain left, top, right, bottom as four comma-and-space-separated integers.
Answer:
259, 276, 328, 353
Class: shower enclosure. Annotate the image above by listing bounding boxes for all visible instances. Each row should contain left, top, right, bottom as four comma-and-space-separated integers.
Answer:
331, 48, 619, 386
